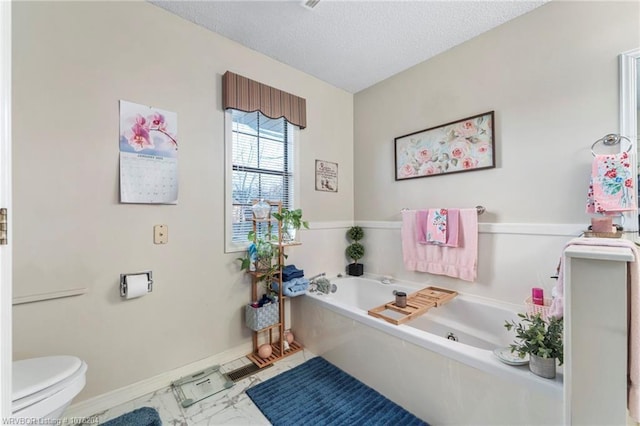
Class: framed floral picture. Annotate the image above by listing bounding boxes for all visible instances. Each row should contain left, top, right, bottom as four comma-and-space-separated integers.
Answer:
394, 111, 495, 180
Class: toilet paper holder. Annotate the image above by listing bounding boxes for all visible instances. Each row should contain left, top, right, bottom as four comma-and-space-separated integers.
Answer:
120, 271, 153, 297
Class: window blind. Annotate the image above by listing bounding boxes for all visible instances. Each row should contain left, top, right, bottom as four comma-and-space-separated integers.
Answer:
231, 110, 292, 243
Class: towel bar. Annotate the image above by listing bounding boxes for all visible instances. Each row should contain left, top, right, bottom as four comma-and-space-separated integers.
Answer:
401, 206, 485, 215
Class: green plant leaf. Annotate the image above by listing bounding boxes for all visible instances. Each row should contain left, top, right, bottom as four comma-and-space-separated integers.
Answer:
273, 208, 309, 231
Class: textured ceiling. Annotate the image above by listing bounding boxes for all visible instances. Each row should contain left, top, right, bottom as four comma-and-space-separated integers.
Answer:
150, 0, 547, 93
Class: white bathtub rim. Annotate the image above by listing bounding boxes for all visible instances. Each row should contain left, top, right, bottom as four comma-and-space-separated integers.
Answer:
325, 273, 527, 313
304, 277, 563, 398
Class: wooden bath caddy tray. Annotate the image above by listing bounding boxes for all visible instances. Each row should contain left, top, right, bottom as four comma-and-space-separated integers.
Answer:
367, 286, 457, 325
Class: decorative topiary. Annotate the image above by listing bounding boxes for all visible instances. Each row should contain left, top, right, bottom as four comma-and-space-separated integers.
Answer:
347, 226, 364, 242
345, 242, 365, 262
345, 226, 365, 276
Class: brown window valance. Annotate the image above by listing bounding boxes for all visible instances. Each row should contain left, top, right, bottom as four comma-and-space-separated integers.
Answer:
222, 71, 307, 129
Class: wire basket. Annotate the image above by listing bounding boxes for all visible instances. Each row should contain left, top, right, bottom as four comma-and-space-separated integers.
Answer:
524, 296, 552, 321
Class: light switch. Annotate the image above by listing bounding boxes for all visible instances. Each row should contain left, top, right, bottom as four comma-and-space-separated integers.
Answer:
154, 225, 168, 244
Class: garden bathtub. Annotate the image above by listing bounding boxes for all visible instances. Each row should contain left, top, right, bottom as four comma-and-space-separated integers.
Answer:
293, 276, 563, 424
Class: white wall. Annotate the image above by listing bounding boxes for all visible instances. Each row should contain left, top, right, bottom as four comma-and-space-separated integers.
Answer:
11, 1, 353, 401
353, 1, 640, 302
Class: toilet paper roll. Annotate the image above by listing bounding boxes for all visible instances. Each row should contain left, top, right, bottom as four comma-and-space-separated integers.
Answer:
125, 274, 149, 299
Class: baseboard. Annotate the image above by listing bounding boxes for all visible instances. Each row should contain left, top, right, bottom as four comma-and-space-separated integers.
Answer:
63, 342, 253, 419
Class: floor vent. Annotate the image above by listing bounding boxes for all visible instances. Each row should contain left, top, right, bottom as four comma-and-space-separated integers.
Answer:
227, 363, 271, 382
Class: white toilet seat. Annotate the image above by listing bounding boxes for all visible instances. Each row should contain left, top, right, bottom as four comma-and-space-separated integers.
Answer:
12, 356, 87, 416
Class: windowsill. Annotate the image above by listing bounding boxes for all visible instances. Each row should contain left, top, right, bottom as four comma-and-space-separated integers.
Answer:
226, 242, 249, 254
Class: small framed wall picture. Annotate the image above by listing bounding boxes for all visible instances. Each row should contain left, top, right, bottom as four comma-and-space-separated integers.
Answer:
315, 160, 338, 192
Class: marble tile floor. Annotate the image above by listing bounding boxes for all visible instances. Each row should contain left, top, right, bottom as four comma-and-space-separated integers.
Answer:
75, 349, 315, 426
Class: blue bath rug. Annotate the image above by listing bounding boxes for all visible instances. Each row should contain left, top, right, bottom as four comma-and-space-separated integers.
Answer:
246, 356, 428, 426
101, 406, 162, 426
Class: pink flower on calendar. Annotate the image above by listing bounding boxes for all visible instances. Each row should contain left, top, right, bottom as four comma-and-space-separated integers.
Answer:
150, 113, 167, 131
149, 112, 177, 150
120, 101, 178, 157
126, 113, 178, 152
129, 122, 153, 151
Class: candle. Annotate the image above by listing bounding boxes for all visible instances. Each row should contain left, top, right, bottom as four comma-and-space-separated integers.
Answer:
591, 216, 613, 233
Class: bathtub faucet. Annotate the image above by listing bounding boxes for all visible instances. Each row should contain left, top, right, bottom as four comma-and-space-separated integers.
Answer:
309, 272, 326, 281
309, 273, 336, 294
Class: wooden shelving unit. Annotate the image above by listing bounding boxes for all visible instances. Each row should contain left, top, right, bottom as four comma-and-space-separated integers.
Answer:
246, 201, 303, 368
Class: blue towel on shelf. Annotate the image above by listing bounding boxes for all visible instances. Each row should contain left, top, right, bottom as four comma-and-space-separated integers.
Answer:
279, 264, 304, 282
271, 277, 309, 297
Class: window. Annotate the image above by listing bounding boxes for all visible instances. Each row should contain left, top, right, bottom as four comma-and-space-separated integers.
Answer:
226, 109, 295, 251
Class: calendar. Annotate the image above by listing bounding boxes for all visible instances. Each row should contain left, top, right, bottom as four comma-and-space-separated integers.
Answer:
119, 100, 178, 204
120, 152, 178, 204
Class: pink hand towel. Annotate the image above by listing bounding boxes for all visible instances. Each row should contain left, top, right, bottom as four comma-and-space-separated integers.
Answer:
415, 210, 429, 244
415, 208, 459, 247
402, 208, 478, 282
549, 237, 640, 421
426, 208, 448, 245
586, 152, 635, 214
445, 208, 460, 248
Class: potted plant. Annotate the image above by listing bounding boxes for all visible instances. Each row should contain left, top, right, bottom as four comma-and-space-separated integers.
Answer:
254, 237, 274, 272
237, 234, 280, 296
272, 208, 309, 242
345, 226, 365, 276
504, 312, 563, 379
237, 231, 276, 274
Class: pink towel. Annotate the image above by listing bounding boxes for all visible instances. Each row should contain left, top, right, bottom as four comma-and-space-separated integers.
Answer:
426, 209, 448, 245
549, 237, 640, 421
402, 208, 478, 282
415, 209, 460, 247
445, 208, 460, 248
586, 152, 635, 214
415, 210, 429, 244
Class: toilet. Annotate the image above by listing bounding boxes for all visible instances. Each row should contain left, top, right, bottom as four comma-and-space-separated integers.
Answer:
12, 356, 87, 420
